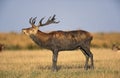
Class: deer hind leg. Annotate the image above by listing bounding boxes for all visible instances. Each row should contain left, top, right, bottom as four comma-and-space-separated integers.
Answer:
89, 51, 94, 69
87, 49, 94, 69
80, 47, 89, 70
80, 47, 94, 70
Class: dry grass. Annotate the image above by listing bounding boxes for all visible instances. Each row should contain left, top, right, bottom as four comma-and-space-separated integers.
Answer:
0, 32, 39, 50
91, 32, 120, 48
0, 49, 120, 78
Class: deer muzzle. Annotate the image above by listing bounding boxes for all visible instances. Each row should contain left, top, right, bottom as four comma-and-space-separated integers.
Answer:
22, 29, 28, 35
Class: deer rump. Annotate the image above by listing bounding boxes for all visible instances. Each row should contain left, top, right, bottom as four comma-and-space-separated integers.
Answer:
30, 30, 92, 51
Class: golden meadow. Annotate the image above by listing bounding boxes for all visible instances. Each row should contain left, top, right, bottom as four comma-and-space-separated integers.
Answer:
0, 32, 120, 50
0, 48, 120, 78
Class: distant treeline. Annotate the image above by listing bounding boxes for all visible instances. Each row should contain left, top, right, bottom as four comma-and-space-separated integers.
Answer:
0, 32, 120, 50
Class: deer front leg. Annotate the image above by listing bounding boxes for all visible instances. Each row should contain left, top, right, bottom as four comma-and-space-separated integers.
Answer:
52, 50, 58, 72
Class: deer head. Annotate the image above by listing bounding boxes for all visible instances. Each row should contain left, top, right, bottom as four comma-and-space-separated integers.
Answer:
22, 15, 60, 36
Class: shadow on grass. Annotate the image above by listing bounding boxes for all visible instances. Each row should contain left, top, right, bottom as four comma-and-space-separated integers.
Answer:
37, 65, 83, 71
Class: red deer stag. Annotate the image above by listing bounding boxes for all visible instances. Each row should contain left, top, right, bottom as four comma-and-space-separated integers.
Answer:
0, 44, 4, 52
112, 44, 120, 51
22, 15, 94, 71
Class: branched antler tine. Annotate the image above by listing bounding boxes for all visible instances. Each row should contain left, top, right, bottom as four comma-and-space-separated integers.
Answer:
32, 17, 37, 24
47, 15, 58, 24
29, 17, 33, 25
38, 15, 59, 27
51, 14, 60, 23
48, 16, 52, 21
51, 14, 56, 21
38, 17, 45, 26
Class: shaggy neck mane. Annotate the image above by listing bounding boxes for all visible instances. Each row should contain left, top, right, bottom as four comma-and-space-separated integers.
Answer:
29, 30, 50, 47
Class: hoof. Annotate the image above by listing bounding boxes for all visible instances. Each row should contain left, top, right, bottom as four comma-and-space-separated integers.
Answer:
84, 65, 94, 70
84, 66, 88, 70
90, 65, 94, 69
52, 68, 58, 72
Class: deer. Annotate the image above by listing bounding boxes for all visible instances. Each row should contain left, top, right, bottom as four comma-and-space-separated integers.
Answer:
0, 44, 4, 52
112, 43, 120, 52
22, 15, 94, 71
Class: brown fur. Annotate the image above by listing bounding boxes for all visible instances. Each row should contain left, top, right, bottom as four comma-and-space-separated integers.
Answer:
112, 44, 120, 51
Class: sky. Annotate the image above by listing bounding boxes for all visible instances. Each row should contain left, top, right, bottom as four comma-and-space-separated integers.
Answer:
0, 0, 120, 33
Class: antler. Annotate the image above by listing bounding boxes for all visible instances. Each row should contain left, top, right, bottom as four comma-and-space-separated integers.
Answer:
29, 17, 37, 27
38, 14, 60, 27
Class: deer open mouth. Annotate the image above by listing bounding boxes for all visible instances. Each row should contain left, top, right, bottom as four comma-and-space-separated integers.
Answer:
22, 29, 27, 35
22, 29, 25, 34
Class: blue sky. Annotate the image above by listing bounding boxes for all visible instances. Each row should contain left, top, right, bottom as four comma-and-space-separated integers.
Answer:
0, 0, 120, 32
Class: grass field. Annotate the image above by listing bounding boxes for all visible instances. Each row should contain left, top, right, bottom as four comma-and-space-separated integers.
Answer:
0, 49, 120, 78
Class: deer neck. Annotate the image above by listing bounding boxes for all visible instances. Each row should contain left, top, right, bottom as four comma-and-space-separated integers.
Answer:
29, 30, 50, 47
